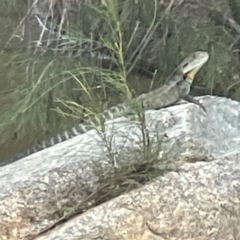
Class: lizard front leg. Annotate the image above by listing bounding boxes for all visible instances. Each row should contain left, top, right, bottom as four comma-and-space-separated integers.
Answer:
182, 94, 206, 112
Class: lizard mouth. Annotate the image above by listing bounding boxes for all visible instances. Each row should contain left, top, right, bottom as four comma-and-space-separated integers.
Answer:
185, 66, 202, 81
183, 71, 193, 80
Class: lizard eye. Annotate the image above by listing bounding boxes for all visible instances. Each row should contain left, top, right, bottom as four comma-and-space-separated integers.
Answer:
182, 63, 188, 68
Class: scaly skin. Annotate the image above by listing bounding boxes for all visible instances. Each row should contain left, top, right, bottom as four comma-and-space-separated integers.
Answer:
0, 51, 209, 167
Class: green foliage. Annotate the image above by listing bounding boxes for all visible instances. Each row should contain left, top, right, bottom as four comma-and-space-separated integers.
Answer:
1, 0, 240, 158
229, 0, 240, 25
0, 0, 164, 146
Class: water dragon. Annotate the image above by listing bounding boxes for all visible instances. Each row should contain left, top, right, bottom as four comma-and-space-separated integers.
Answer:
0, 51, 209, 167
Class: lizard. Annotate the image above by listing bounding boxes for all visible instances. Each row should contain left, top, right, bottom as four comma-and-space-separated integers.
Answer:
0, 51, 209, 167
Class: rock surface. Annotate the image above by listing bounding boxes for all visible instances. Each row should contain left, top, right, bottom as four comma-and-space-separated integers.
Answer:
1, 96, 240, 239
36, 152, 240, 240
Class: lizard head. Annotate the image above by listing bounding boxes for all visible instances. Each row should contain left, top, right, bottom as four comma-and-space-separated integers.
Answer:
179, 51, 209, 83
